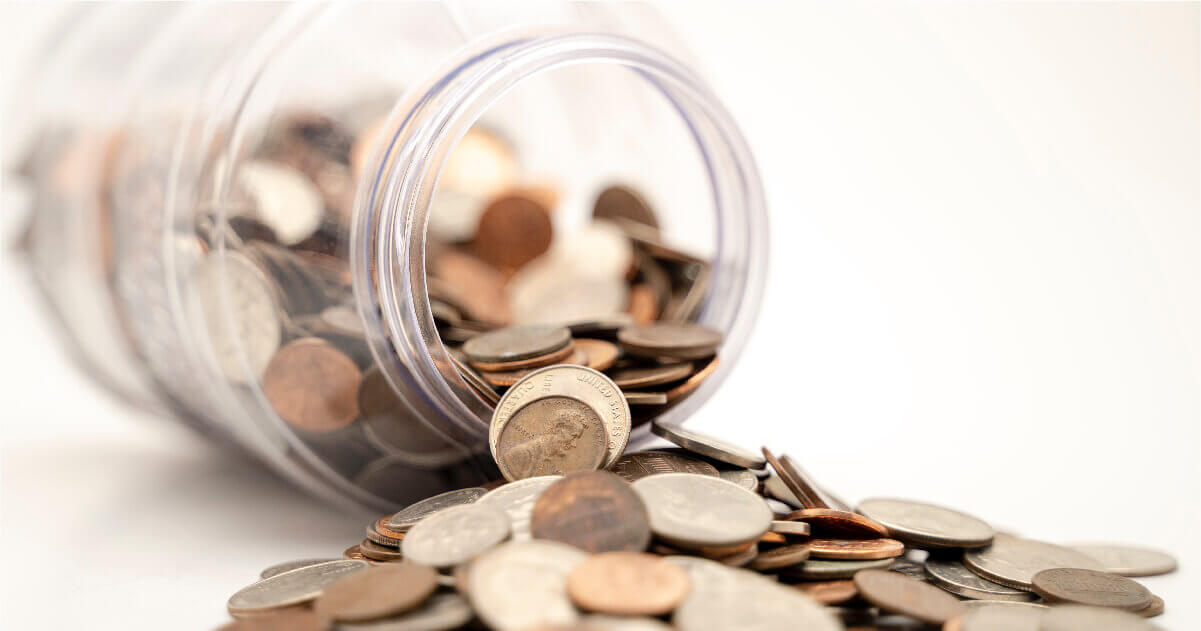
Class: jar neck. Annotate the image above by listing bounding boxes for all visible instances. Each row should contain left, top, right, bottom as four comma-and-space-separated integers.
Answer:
352, 31, 768, 449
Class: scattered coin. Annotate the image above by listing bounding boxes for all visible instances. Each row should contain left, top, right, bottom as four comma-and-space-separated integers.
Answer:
785, 557, 896, 580
467, 541, 587, 631
262, 337, 362, 432
808, 537, 905, 560
476, 475, 561, 542
260, 558, 338, 580
624, 391, 668, 405
857, 498, 995, 549
1068, 544, 1178, 577
785, 507, 890, 538
463, 325, 571, 364
748, 543, 811, 571
924, 557, 1034, 602
530, 471, 651, 553
946, 602, 1047, 631
1136, 594, 1165, 618
1031, 567, 1152, 611
337, 592, 474, 631
573, 338, 620, 371
667, 556, 842, 631
769, 520, 812, 537
963, 534, 1105, 591
401, 504, 510, 567
566, 552, 691, 616
388, 487, 487, 531
313, 563, 438, 622
1038, 604, 1156, 630
593, 185, 659, 233
618, 323, 722, 360
359, 538, 406, 562
227, 559, 368, 616
632, 473, 772, 549
217, 608, 325, 631
793, 579, 858, 605
494, 395, 608, 480
651, 422, 766, 469
853, 568, 965, 625
716, 467, 759, 493
609, 450, 719, 483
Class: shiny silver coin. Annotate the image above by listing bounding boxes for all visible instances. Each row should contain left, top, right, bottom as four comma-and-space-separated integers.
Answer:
338, 593, 474, 631
650, 421, 765, 469
784, 557, 896, 580
856, 498, 995, 549
1038, 604, 1156, 631
956, 602, 1048, 631
475, 475, 562, 542
924, 557, 1034, 602
227, 559, 368, 615
632, 473, 772, 548
666, 556, 842, 631
462, 325, 571, 363
1068, 544, 1178, 577
259, 558, 338, 580
717, 468, 759, 493
963, 534, 1104, 591
388, 487, 487, 531
401, 504, 510, 568
467, 540, 587, 631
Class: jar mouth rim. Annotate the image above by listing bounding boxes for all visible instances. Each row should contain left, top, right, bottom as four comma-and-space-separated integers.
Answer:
352, 30, 769, 452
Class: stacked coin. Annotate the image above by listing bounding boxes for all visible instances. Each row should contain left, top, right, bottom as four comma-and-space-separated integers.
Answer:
220, 423, 1176, 630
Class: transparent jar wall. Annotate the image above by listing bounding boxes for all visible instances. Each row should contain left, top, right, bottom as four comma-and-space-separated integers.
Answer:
14, 2, 768, 513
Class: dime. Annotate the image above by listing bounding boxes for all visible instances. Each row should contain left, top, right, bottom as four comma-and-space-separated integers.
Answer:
609, 362, 694, 389
609, 450, 719, 483
793, 579, 858, 605
388, 487, 487, 531
260, 559, 338, 580
593, 185, 659, 232
852, 569, 964, 625
191, 252, 282, 383
650, 422, 765, 469
476, 475, 561, 541
963, 534, 1105, 591
784, 508, 890, 538
618, 323, 721, 360
1068, 544, 1177, 577
473, 193, 553, 269
573, 338, 619, 371
337, 593, 474, 631
666, 556, 842, 631
359, 538, 405, 562
924, 557, 1034, 602
263, 337, 361, 432
495, 395, 608, 481
632, 473, 772, 549
566, 552, 691, 616
463, 325, 571, 364
401, 504, 510, 567
467, 541, 587, 631
748, 543, 810, 571
856, 498, 995, 549
227, 559, 368, 616
1031, 568, 1152, 611
769, 520, 812, 537
313, 563, 438, 622
1038, 604, 1156, 630
784, 557, 896, 580
530, 471, 651, 553
809, 538, 905, 560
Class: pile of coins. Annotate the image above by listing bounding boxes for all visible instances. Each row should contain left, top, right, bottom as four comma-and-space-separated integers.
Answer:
219, 421, 1177, 630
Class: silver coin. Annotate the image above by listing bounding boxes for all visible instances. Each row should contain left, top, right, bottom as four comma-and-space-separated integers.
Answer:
467, 540, 587, 631
650, 421, 766, 469
462, 325, 571, 363
956, 602, 1047, 631
388, 487, 487, 531
962, 600, 1049, 611
717, 468, 759, 493
259, 558, 338, 580
666, 556, 842, 631
963, 534, 1104, 591
763, 473, 802, 508
490, 365, 630, 469
226, 559, 368, 615
924, 557, 1034, 602
783, 557, 896, 580
888, 558, 929, 581
1039, 604, 1156, 631
632, 473, 772, 548
764, 498, 796, 516
579, 614, 675, 631
1068, 544, 1178, 577
190, 252, 282, 384
857, 498, 995, 549
338, 593, 474, 631
401, 503, 510, 568
770, 520, 811, 536
475, 475, 562, 541
508, 263, 629, 326
361, 413, 464, 469
238, 160, 324, 245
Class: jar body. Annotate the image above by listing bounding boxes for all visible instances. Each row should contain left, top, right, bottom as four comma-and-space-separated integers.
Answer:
12, 2, 768, 512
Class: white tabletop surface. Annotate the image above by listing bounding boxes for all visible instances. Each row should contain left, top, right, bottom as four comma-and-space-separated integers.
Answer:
2, 2, 1198, 629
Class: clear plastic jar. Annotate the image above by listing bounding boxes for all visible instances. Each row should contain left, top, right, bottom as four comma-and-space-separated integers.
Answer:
10, 3, 768, 513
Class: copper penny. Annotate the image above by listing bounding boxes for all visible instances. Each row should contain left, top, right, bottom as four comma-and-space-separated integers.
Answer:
367, 517, 405, 547
784, 508, 889, 539
626, 284, 660, 323
853, 568, 965, 625
567, 552, 689, 616
593, 185, 660, 232
431, 249, 511, 326
1031, 568, 1152, 611
358, 538, 404, 562
263, 337, 361, 432
573, 338, 619, 372
761, 447, 827, 509
473, 193, 553, 269
479, 346, 588, 387
794, 580, 859, 605
663, 356, 720, 403
463, 325, 571, 364
343, 545, 365, 560
608, 362, 694, 389
468, 342, 575, 372
495, 395, 608, 480
617, 322, 722, 360
313, 563, 438, 623
530, 471, 651, 553
809, 538, 906, 561
748, 543, 811, 571
609, 449, 720, 482
218, 609, 324, 631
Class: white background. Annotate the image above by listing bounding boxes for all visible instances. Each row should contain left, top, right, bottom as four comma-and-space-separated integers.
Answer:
2, 2, 1198, 629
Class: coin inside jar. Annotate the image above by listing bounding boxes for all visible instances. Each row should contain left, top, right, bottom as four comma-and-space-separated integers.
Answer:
262, 337, 362, 432
495, 396, 608, 481
567, 552, 691, 616
608, 362, 694, 389
618, 322, 722, 360
463, 325, 571, 364
472, 193, 554, 269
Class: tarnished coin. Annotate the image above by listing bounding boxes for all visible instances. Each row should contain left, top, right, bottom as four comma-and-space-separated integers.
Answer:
618, 322, 721, 360
401, 504, 510, 567
650, 422, 765, 469
1038, 604, 1156, 630
476, 475, 562, 541
467, 540, 587, 631
633, 473, 772, 549
1068, 544, 1178, 577
963, 534, 1105, 591
344, 545, 366, 560
359, 538, 406, 562
608, 362, 694, 389
566, 552, 691, 616
924, 557, 1034, 602
666, 556, 842, 631
260, 558, 338, 580
717, 468, 759, 493
573, 338, 619, 372
785, 557, 896, 580
857, 498, 995, 549
769, 520, 812, 537
191, 252, 282, 383
262, 337, 361, 432
227, 559, 368, 616
463, 325, 571, 364
748, 543, 811, 571
490, 365, 630, 469
809, 537, 905, 560
495, 395, 607, 481
530, 471, 651, 553
949, 602, 1047, 631
793, 579, 858, 605
388, 487, 487, 531
609, 450, 719, 483
785, 508, 890, 538
313, 563, 438, 622
1031, 568, 1152, 611
338, 593, 474, 631
853, 568, 964, 625
593, 185, 659, 232
473, 193, 554, 269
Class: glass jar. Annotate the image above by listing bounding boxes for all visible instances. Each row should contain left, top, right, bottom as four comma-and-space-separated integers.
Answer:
10, 2, 768, 513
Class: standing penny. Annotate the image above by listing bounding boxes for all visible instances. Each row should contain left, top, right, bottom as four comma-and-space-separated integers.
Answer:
609, 450, 719, 482
809, 538, 905, 560
650, 422, 765, 469
853, 568, 965, 625
463, 325, 571, 364
963, 534, 1104, 591
856, 498, 995, 549
593, 185, 659, 232
263, 337, 361, 432
227, 560, 369, 616
1068, 544, 1178, 577
530, 471, 651, 553
495, 395, 608, 481
566, 552, 691, 616
608, 363, 694, 389
793, 580, 858, 605
618, 323, 722, 360
748, 543, 811, 572
1031, 568, 1152, 611
784, 508, 889, 539
313, 563, 438, 622
473, 193, 553, 269
401, 504, 510, 568
573, 338, 620, 371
